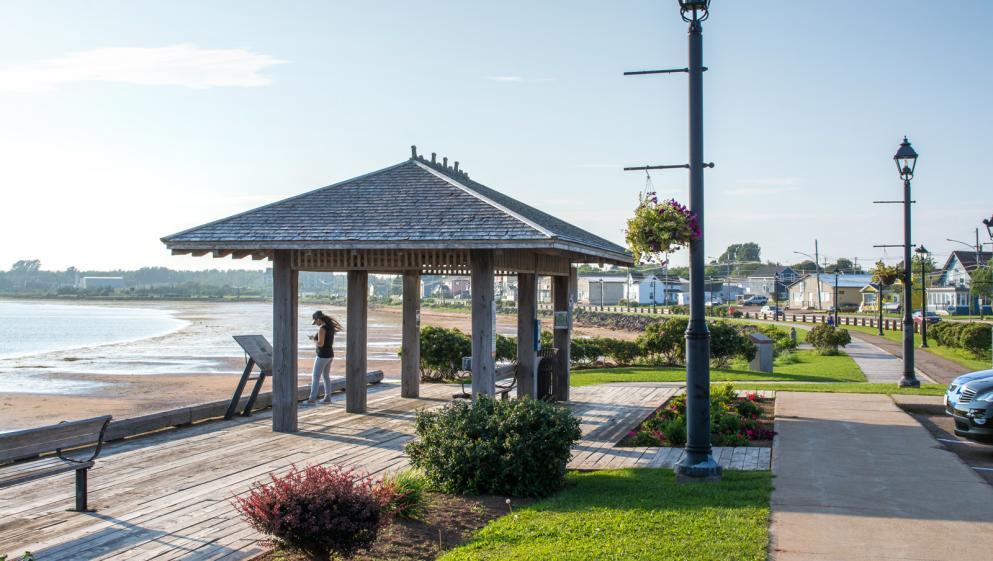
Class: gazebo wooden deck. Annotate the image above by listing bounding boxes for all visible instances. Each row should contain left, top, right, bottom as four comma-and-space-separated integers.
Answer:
162, 147, 631, 432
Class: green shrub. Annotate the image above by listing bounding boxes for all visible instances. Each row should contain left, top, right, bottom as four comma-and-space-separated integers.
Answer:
758, 324, 798, 356
601, 338, 641, 366
418, 326, 471, 382
959, 323, 992, 358
637, 317, 688, 365
776, 350, 802, 365
807, 324, 852, 355
378, 469, 430, 521
406, 396, 581, 498
709, 321, 756, 368
496, 334, 517, 362
570, 337, 605, 366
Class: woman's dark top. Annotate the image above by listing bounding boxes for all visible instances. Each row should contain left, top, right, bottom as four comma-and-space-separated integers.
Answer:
317, 325, 335, 358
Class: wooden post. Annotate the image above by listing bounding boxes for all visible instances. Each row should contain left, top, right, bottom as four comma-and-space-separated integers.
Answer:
517, 272, 538, 399
470, 250, 496, 398
272, 250, 298, 433
346, 270, 369, 413
401, 271, 421, 398
552, 268, 575, 402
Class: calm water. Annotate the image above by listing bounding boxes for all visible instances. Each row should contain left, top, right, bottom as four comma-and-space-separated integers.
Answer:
0, 301, 187, 360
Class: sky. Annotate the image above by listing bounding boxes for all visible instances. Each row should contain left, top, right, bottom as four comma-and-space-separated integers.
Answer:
1, 0, 991, 272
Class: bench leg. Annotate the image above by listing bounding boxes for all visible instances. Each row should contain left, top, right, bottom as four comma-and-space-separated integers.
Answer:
70, 468, 93, 512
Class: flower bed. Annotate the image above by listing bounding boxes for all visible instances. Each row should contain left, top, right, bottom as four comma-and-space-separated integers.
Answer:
619, 385, 775, 447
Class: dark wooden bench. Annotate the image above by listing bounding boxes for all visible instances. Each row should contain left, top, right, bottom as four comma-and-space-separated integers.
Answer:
0, 415, 112, 512
454, 358, 518, 400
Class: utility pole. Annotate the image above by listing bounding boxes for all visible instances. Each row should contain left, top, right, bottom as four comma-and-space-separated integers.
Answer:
815, 239, 822, 311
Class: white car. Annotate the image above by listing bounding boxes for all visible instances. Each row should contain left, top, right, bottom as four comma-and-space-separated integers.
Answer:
946, 369, 993, 414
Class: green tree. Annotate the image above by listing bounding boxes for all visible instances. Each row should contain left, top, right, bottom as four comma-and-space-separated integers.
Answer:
971, 264, 993, 319
716, 243, 761, 265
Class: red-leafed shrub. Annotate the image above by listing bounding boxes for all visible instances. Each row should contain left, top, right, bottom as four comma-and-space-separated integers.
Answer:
234, 464, 385, 560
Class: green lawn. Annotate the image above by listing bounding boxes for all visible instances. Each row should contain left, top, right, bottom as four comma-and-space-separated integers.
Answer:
845, 324, 991, 371
571, 349, 864, 386
732, 382, 946, 396
439, 469, 771, 561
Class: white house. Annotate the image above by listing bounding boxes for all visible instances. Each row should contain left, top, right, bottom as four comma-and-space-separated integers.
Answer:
626, 271, 684, 305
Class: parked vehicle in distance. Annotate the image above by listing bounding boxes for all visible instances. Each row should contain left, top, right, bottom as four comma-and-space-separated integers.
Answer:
946, 369, 993, 414
947, 371, 993, 443
760, 305, 783, 315
912, 311, 942, 325
742, 295, 768, 306
882, 302, 901, 312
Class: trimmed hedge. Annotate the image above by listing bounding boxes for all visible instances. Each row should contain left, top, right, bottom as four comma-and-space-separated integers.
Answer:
929, 321, 992, 359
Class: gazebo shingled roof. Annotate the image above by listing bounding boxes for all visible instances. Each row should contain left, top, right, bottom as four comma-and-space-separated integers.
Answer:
162, 152, 630, 267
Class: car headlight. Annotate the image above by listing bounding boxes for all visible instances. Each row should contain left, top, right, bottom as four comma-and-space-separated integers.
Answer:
977, 391, 993, 403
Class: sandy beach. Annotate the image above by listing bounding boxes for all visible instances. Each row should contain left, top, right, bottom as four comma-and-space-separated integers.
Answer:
0, 300, 629, 431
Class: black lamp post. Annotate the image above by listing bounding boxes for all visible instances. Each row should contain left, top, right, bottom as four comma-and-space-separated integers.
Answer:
675, 0, 721, 482
894, 137, 920, 388
916, 245, 930, 348
984, 215, 993, 240
876, 282, 885, 336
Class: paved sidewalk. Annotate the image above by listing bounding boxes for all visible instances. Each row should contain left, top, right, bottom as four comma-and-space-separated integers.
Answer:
844, 336, 935, 383
851, 331, 969, 384
770, 392, 993, 561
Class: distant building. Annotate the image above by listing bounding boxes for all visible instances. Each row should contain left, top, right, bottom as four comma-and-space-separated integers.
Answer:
579, 274, 627, 305
80, 276, 124, 290
744, 265, 799, 299
927, 250, 993, 315
787, 274, 873, 310
626, 271, 684, 305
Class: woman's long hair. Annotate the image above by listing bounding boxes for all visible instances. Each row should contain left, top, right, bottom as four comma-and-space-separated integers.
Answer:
313, 311, 343, 333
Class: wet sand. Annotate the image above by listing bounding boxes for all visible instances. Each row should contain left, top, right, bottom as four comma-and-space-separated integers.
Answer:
0, 301, 628, 431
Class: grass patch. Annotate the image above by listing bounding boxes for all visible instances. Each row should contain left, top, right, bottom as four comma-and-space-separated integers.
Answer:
846, 325, 991, 371
438, 469, 771, 561
571, 349, 864, 386
731, 382, 946, 396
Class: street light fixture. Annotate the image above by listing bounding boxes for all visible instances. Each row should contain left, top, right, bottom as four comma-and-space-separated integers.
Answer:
915, 245, 930, 348
893, 137, 920, 388
982, 215, 992, 240
678, 0, 711, 21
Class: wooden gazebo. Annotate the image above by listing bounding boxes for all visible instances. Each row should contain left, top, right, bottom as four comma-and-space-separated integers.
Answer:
162, 147, 631, 432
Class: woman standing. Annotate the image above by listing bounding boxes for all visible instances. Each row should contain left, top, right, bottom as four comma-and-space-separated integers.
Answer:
307, 311, 342, 405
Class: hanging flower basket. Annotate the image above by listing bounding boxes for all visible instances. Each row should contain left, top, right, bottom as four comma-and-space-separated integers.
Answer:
625, 192, 700, 264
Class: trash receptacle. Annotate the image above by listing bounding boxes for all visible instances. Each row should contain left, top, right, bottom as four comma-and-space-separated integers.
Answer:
537, 347, 558, 400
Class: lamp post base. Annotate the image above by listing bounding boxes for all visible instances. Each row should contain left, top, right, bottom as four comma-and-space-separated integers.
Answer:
674, 457, 723, 483
898, 377, 921, 388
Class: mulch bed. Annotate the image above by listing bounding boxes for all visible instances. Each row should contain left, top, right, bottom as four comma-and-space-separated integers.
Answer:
253, 492, 530, 561
618, 395, 776, 448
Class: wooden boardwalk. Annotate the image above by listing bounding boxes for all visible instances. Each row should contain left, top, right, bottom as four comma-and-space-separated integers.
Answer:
0, 381, 769, 560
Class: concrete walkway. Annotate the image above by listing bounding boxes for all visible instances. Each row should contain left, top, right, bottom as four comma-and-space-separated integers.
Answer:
851, 331, 970, 384
844, 336, 935, 383
770, 392, 993, 561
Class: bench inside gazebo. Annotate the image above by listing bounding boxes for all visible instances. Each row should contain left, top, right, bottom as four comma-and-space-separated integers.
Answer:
162, 147, 630, 432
